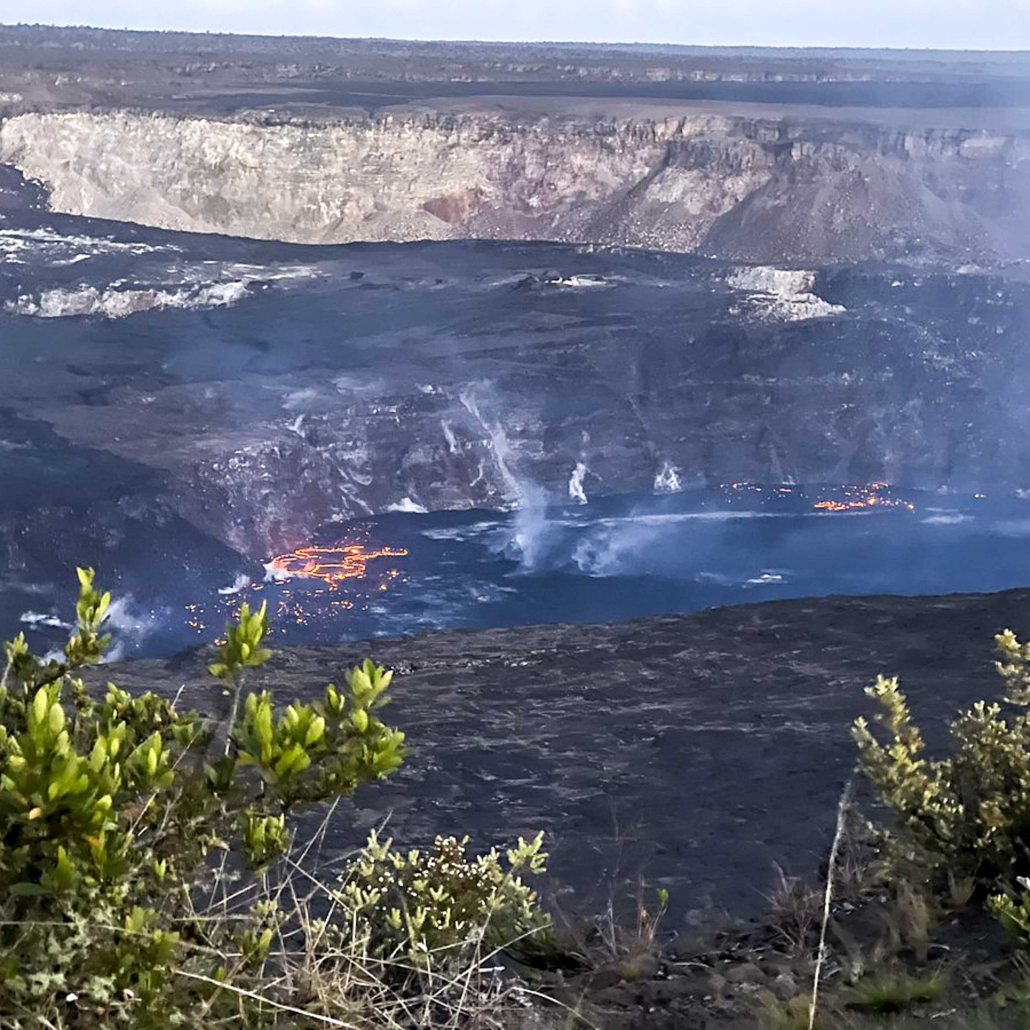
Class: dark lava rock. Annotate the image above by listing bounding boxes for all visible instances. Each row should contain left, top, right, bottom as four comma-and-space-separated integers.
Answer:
4, 222, 1030, 563
724, 962, 766, 985
0, 163, 48, 212
90, 587, 1030, 933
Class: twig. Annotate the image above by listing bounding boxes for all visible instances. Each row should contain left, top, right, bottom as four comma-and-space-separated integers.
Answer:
223, 669, 246, 756
810, 778, 854, 1030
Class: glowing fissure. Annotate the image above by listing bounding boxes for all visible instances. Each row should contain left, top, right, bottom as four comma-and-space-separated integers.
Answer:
813, 482, 915, 512
723, 481, 916, 512
268, 544, 409, 588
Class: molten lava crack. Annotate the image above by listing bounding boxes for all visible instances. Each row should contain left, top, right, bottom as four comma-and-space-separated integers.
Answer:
268, 544, 409, 588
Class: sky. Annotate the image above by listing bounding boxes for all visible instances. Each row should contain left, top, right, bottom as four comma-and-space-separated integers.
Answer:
1, 0, 1029, 51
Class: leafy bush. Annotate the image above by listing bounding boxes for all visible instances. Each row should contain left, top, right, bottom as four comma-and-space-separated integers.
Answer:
334, 829, 551, 969
0, 568, 554, 1028
989, 878, 1030, 944
0, 568, 406, 1026
853, 629, 1030, 894
854, 623, 1030, 955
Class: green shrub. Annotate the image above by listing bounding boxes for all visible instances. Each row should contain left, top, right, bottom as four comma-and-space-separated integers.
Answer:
853, 622, 1030, 958
989, 880, 1030, 945
334, 829, 552, 970
0, 568, 406, 1026
853, 630, 1030, 894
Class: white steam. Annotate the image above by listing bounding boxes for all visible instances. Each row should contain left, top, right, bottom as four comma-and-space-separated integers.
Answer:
20, 611, 72, 630
387, 497, 429, 514
218, 574, 253, 596
458, 384, 523, 507
654, 461, 682, 493
7, 281, 249, 319
727, 266, 846, 322
568, 462, 589, 505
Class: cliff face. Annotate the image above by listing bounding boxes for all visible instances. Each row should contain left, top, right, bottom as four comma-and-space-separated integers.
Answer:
3, 107, 1029, 264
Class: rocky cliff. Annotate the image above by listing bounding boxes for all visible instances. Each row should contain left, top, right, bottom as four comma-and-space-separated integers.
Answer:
3, 105, 1029, 264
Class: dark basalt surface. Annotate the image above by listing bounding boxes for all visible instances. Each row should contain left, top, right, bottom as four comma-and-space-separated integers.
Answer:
91, 588, 1030, 930
4, 202, 1030, 566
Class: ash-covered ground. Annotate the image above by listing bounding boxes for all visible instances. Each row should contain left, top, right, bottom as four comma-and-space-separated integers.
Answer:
88, 588, 1030, 930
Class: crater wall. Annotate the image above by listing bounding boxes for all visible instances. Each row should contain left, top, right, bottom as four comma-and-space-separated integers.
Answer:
4, 107, 1029, 263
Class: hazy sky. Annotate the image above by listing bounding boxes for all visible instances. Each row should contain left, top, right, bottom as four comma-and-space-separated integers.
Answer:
2, 0, 1028, 51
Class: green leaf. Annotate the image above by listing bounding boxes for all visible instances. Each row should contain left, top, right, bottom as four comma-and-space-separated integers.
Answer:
9, 882, 50, 897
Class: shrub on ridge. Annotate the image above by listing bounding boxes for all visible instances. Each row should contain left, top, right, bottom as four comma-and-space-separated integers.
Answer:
0, 567, 405, 1025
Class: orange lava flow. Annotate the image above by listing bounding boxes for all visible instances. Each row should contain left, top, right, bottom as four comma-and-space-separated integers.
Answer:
268, 544, 409, 588
814, 482, 915, 513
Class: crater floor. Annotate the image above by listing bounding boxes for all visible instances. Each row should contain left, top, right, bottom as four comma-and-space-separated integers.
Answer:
90, 588, 1030, 930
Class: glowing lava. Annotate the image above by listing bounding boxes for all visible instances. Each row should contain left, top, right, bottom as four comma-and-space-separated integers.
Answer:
814, 482, 915, 512
267, 544, 409, 588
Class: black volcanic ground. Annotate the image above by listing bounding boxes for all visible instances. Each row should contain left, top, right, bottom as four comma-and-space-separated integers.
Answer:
88, 589, 1030, 931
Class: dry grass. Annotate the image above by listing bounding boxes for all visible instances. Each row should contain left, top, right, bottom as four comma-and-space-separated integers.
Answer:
159, 812, 585, 1030
595, 878, 669, 963
544, 874, 670, 984
845, 967, 948, 1014
764, 865, 823, 956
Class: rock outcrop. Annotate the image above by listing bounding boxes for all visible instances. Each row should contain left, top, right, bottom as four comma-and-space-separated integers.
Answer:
3, 106, 1029, 264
